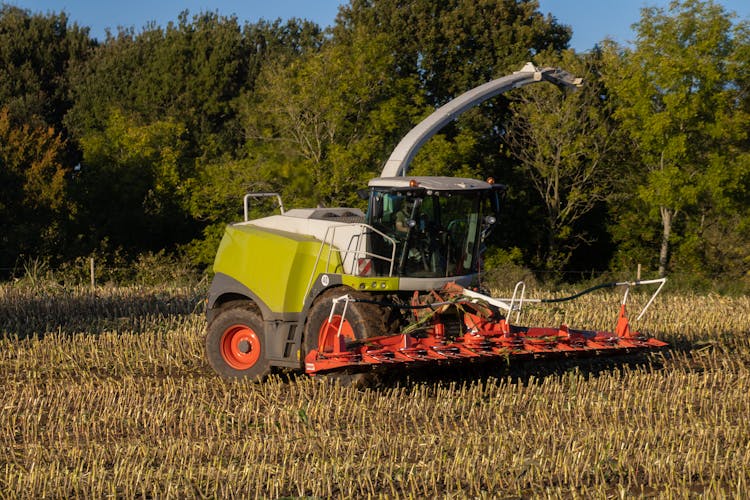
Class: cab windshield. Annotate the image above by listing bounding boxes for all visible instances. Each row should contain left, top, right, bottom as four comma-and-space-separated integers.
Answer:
367, 190, 485, 278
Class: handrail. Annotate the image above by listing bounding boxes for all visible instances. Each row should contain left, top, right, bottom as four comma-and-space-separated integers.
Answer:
303, 223, 398, 299
243, 192, 285, 221
508, 281, 526, 323
340, 223, 397, 278
469, 277, 667, 323
625, 278, 667, 321
328, 295, 352, 352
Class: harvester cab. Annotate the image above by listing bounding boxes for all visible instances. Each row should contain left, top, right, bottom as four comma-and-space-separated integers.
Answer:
205, 63, 667, 380
365, 176, 504, 280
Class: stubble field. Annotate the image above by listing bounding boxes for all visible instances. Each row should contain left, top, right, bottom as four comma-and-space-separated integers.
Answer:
1, 283, 749, 498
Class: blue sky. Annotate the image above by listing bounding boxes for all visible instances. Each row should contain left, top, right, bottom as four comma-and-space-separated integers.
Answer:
8, 0, 750, 51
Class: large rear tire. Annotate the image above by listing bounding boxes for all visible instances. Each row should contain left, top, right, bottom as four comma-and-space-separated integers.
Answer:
206, 302, 270, 380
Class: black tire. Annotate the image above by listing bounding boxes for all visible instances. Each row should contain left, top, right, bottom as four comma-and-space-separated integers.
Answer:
206, 302, 270, 380
303, 288, 390, 357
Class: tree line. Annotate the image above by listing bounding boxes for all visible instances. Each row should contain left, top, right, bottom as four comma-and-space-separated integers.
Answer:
1, 0, 748, 290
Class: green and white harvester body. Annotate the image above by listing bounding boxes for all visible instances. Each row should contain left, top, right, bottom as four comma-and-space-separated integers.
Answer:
205, 64, 667, 380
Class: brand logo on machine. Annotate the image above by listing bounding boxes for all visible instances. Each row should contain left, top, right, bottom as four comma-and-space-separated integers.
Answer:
320, 275, 330, 287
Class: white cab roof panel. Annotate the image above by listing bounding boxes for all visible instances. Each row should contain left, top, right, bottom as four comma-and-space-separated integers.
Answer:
368, 176, 493, 191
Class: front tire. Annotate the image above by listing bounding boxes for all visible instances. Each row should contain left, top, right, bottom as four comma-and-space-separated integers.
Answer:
304, 288, 389, 357
303, 288, 390, 387
206, 303, 270, 380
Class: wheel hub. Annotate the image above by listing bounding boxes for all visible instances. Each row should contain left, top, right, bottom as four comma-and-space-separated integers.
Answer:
220, 324, 261, 370
237, 339, 251, 354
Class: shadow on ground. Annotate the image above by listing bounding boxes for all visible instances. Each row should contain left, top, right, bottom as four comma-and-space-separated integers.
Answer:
0, 288, 205, 338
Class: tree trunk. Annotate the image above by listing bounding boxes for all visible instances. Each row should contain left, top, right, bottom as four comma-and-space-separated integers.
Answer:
658, 206, 673, 278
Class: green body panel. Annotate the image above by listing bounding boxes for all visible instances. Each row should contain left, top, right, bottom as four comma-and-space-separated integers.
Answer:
213, 224, 344, 314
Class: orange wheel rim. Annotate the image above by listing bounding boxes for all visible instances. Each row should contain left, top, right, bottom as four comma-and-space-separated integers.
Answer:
220, 324, 261, 370
318, 315, 355, 353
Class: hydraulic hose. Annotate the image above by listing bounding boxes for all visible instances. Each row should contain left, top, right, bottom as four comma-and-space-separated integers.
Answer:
538, 282, 621, 303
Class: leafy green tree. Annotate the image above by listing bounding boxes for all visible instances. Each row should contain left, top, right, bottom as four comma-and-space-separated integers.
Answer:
335, 0, 570, 104
65, 13, 323, 158
503, 50, 618, 273
74, 109, 193, 253
62, 12, 326, 261
0, 107, 69, 264
63, 13, 328, 260
238, 28, 424, 208
602, 0, 750, 281
335, 1, 570, 180
0, 5, 93, 132
66, 12, 241, 158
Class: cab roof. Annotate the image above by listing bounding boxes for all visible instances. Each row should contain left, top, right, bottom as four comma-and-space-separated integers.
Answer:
368, 176, 495, 191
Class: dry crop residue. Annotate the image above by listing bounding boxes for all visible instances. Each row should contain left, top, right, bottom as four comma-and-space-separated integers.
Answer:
1, 285, 749, 497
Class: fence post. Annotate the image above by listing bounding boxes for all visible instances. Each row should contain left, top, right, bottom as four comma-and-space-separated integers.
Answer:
637, 263, 642, 281
90, 257, 95, 290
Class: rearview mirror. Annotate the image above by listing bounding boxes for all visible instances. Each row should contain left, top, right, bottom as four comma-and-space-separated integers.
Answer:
369, 193, 383, 220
